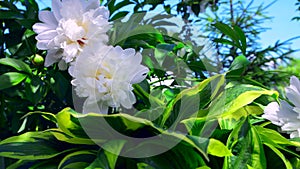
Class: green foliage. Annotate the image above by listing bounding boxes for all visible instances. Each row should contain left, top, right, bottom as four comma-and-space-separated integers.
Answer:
0, 0, 73, 141
1, 0, 300, 168
198, 0, 297, 87
0, 108, 217, 169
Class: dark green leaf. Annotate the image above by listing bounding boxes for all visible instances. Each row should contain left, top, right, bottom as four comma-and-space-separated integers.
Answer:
0, 72, 27, 91
110, 11, 129, 21
58, 150, 97, 169
0, 58, 31, 74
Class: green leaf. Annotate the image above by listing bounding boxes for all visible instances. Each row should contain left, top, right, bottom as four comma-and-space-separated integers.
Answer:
0, 72, 27, 91
227, 55, 250, 76
0, 132, 74, 160
249, 126, 266, 169
256, 126, 300, 158
161, 74, 225, 126
181, 117, 206, 136
24, 76, 47, 104
87, 140, 126, 169
56, 108, 209, 166
110, 11, 129, 21
212, 84, 278, 129
256, 126, 294, 145
196, 166, 211, 169
0, 10, 23, 19
22, 111, 57, 124
213, 22, 247, 54
233, 25, 247, 53
0, 58, 31, 74
224, 119, 266, 169
264, 143, 293, 169
137, 162, 155, 169
58, 150, 97, 169
207, 138, 232, 157
213, 38, 235, 46
213, 22, 240, 45
102, 140, 126, 169
6, 160, 30, 169
50, 129, 96, 145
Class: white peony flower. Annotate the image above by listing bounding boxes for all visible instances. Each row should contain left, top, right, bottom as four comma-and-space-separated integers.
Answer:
263, 76, 300, 138
69, 45, 149, 114
32, 0, 110, 70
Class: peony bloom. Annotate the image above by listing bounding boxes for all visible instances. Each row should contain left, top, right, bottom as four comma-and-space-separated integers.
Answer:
263, 76, 300, 138
32, 0, 110, 70
69, 45, 149, 114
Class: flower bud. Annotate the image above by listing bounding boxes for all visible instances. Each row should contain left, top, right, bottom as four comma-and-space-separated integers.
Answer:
32, 54, 44, 66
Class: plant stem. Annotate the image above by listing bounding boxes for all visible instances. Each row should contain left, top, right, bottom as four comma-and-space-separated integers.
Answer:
230, 0, 234, 24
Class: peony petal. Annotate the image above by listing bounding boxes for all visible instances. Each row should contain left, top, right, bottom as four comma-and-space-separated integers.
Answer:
290, 131, 300, 138
52, 0, 62, 21
122, 48, 136, 59
290, 76, 300, 93
83, 98, 108, 114
96, 6, 110, 19
60, 0, 83, 19
36, 30, 57, 41
68, 64, 75, 77
63, 43, 79, 62
32, 23, 56, 34
130, 66, 149, 84
281, 121, 300, 134
121, 90, 136, 109
36, 40, 50, 50
262, 102, 282, 126
44, 49, 61, 67
285, 87, 300, 108
38, 11, 58, 25
293, 107, 300, 119
83, 0, 100, 11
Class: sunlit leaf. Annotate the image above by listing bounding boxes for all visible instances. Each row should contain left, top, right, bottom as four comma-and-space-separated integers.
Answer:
0, 58, 31, 74
0, 72, 27, 91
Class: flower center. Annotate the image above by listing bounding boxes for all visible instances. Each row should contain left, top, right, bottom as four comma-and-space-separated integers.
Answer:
77, 38, 87, 47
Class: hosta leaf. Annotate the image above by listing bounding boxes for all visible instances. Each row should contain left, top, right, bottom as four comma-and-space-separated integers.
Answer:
207, 139, 232, 157
256, 126, 300, 158
161, 74, 225, 126
56, 108, 91, 139
181, 117, 206, 136
224, 119, 266, 169
211, 84, 278, 129
50, 129, 97, 145
0, 132, 74, 160
58, 150, 97, 169
22, 111, 57, 124
56, 108, 209, 167
196, 166, 211, 169
249, 126, 266, 169
131, 135, 208, 169
137, 163, 155, 169
87, 140, 126, 169
264, 143, 293, 169
256, 126, 295, 146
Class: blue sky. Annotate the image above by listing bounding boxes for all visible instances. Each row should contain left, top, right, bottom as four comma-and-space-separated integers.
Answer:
36, 0, 300, 55
247, 0, 300, 52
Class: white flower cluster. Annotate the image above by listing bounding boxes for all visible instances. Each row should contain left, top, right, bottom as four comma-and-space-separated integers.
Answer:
33, 0, 149, 114
263, 76, 300, 138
